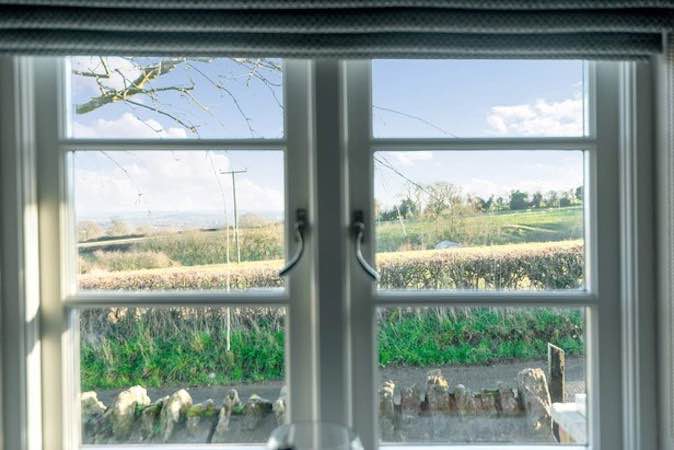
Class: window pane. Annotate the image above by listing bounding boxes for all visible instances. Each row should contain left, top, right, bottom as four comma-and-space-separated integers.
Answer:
74, 150, 285, 292
377, 306, 587, 445
374, 150, 584, 291
373, 60, 586, 138
78, 306, 286, 444
69, 57, 283, 139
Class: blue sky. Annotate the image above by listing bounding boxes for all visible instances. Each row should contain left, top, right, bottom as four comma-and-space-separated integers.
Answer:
70, 58, 585, 220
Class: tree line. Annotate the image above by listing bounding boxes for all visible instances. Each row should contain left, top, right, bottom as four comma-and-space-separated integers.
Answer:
377, 183, 583, 222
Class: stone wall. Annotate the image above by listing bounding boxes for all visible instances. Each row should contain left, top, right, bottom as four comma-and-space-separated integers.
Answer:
81, 367, 552, 444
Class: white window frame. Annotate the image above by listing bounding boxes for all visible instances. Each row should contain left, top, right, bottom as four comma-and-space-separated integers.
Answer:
29, 57, 317, 450
0, 56, 658, 450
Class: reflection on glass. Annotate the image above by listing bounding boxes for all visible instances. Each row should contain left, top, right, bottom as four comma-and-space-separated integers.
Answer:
74, 150, 285, 292
69, 56, 283, 139
374, 150, 584, 290
78, 306, 286, 444
373, 60, 585, 138
377, 306, 587, 444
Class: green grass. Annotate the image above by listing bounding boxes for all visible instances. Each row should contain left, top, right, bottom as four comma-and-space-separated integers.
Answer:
80, 306, 584, 391
80, 308, 286, 391
376, 206, 582, 252
378, 307, 584, 368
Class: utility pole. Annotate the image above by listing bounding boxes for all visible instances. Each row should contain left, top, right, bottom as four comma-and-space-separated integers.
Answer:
220, 169, 247, 263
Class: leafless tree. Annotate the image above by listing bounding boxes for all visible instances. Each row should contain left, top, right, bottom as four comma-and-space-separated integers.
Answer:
74, 56, 283, 137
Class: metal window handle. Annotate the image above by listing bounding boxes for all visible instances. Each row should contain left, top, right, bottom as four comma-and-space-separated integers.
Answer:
352, 211, 380, 281
279, 209, 307, 277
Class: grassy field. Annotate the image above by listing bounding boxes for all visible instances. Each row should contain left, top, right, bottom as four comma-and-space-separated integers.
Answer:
78, 206, 586, 390
79, 206, 583, 272
376, 206, 582, 252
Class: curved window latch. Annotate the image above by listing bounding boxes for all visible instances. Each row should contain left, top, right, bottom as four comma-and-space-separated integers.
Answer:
279, 209, 308, 277
352, 210, 380, 282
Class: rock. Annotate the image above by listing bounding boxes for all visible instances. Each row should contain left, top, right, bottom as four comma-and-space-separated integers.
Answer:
379, 381, 397, 441
400, 384, 422, 414
211, 389, 241, 443
497, 382, 520, 416
379, 380, 396, 419
379, 416, 396, 441
242, 394, 273, 431
140, 396, 167, 441
81, 392, 106, 442
159, 389, 192, 442
186, 399, 217, 437
517, 368, 552, 434
426, 369, 450, 412
225, 389, 241, 413
273, 386, 288, 425
453, 384, 477, 416
107, 386, 151, 441
211, 406, 231, 443
435, 240, 461, 250
477, 389, 499, 417
81, 391, 106, 418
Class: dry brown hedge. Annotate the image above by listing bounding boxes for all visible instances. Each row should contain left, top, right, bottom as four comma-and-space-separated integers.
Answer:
79, 240, 583, 291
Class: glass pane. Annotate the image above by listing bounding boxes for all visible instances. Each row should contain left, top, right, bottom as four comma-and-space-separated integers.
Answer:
78, 306, 286, 444
373, 60, 586, 138
69, 57, 283, 139
74, 150, 285, 292
374, 150, 584, 291
377, 306, 587, 445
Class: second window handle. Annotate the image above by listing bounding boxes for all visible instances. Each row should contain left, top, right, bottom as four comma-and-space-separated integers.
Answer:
352, 211, 380, 282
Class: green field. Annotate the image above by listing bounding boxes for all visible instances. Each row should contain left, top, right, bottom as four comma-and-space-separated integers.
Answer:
78, 206, 586, 390
79, 206, 583, 272
376, 206, 582, 252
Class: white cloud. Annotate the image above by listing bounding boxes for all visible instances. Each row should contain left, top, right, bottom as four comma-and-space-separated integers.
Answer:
73, 113, 187, 139
486, 95, 583, 136
75, 151, 284, 218
71, 56, 143, 93
389, 151, 433, 167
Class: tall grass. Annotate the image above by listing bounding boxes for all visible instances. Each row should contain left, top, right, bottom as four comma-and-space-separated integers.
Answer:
137, 225, 284, 265
80, 306, 584, 390
377, 307, 584, 367
80, 307, 285, 390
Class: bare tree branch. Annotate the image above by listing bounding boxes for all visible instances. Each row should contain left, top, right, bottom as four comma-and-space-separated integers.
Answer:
124, 99, 198, 134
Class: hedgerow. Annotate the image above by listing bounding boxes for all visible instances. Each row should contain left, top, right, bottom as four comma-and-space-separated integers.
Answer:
79, 240, 583, 291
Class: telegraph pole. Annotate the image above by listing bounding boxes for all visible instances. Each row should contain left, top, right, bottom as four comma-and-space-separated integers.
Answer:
220, 169, 247, 263
219, 168, 247, 353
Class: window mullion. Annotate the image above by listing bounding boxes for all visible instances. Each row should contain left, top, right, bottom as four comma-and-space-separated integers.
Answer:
283, 59, 316, 424
345, 60, 378, 450
309, 59, 351, 427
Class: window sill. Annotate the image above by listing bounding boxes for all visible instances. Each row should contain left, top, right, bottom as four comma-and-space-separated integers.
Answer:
382, 446, 586, 450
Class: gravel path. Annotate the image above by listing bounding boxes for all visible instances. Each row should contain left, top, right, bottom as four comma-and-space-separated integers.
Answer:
96, 357, 585, 406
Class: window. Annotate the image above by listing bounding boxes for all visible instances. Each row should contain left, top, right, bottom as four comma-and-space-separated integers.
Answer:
346, 60, 619, 450
30, 57, 622, 450
35, 57, 311, 448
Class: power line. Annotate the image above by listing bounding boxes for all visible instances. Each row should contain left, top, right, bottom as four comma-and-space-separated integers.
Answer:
373, 105, 459, 138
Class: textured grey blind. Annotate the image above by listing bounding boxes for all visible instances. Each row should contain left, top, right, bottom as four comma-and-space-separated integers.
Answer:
0, 1, 671, 58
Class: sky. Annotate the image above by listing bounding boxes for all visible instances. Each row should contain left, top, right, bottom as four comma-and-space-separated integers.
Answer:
70, 57, 586, 221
